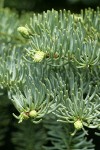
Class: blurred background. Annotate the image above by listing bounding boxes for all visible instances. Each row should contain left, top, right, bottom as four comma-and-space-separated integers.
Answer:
0, 0, 100, 13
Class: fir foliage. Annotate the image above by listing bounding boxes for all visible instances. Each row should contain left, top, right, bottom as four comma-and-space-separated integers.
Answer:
44, 119, 95, 150
0, 7, 100, 149
11, 121, 47, 150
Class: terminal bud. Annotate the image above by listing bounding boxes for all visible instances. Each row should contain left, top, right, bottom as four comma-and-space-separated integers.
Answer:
74, 120, 83, 130
17, 26, 31, 38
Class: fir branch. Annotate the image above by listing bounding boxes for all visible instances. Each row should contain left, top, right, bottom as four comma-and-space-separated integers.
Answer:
12, 121, 47, 150
23, 8, 100, 70
0, 44, 25, 89
53, 73, 100, 130
8, 76, 55, 123
43, 119, 95, 150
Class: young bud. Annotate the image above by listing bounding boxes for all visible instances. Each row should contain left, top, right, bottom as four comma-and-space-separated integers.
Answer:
33, 51, 45, 62
74, 15, 83, 23
17, 26, 31, 38
74, 120, 83, 130
29, 110, 37, 118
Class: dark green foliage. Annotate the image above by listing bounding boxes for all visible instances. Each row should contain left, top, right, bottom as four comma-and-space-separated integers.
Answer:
3, 0, 100, 12
0, 92, 11, 147
4, 0, 41, 11
68, 0, 100, 5
12, 121, 47, 150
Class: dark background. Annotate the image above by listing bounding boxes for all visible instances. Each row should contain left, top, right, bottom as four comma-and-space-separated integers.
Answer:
3, 0, 100, 13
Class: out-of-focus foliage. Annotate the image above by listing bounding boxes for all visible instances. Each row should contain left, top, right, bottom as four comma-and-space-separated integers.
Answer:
4, 0, 42, 11
11, 121, 47, 150
2, 0, 100, 12
68, 0, 100, 5
0, 92, 12, 147
0, 0, 4, 8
